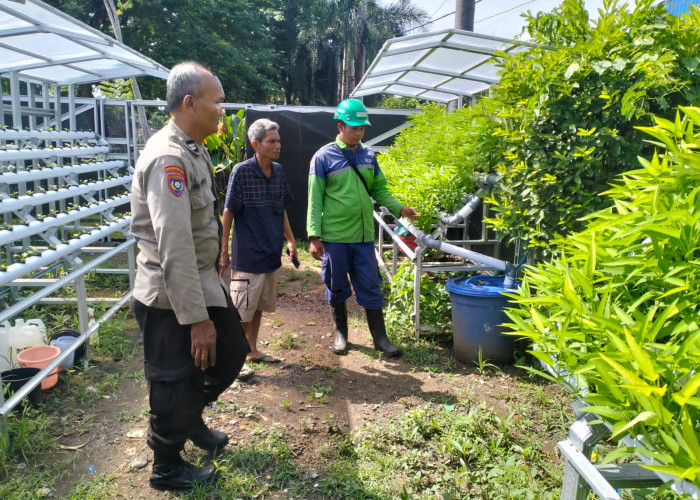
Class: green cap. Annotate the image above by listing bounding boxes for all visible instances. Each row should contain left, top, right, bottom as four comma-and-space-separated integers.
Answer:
334, 99, 371, 126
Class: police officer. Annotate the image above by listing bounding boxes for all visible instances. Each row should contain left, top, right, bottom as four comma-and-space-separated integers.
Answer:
307, 99, 417, 358
130, 61, 249, 490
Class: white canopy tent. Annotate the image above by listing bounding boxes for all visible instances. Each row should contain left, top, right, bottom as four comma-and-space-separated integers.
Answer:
0, 0, 169, 131
0, 0, 169, 85
351, 29, 531, 104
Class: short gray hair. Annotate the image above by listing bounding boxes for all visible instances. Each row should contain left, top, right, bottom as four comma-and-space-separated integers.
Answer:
166, 61, 211, 112
247, 118, 279, 144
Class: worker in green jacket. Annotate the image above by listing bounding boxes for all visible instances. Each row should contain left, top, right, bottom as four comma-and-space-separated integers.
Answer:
307, 99, 417, 357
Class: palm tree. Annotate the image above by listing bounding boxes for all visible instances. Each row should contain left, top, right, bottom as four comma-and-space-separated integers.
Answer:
292, 0, 427, 103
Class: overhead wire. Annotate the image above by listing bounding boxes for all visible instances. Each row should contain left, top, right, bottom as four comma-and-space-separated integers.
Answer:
407, 0, 546, 34
475, 0, 539, 24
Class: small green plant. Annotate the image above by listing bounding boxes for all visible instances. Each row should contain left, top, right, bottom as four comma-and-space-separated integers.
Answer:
281, 399, 292, 411
474, 346, 500, 375
270, 330, 299, 350
380, 101, 500, 231
308, 383, 332, 404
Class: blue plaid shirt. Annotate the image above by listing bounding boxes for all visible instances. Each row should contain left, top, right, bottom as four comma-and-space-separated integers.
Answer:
224, 156, 294, 273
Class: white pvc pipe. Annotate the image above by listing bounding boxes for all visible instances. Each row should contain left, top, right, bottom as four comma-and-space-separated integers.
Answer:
0, 217, 131, 285
0, 145, 109, 162
0, 175, 132, 215
0, 195, 129, 246
0, 129, 100, 141
0, 160, 125, 183
398, 217, 516, 287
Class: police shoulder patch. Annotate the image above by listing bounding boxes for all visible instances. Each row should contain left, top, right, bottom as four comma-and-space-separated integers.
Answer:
164, 164, 185, 197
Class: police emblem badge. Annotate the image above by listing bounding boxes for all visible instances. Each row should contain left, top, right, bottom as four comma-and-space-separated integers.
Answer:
164, 165, 185, 196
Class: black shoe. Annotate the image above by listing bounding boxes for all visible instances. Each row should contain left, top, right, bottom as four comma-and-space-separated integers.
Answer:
150, 460, 218, 490
191, 421, 229, 454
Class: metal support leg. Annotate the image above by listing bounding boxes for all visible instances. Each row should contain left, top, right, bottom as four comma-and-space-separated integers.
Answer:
560, 415, 619, 500
74, 274, 91, 361
413, 249, 422, 340
127, 243, 136, 290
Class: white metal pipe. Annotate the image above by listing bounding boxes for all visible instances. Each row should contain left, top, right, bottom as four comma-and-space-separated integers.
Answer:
0, 291, 132, 417
373, 211, 416, 260
0, 239, 133, 323
10, 72, 21, 128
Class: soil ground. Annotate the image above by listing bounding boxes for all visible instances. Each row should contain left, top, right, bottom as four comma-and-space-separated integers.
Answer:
42, 257, 567, 499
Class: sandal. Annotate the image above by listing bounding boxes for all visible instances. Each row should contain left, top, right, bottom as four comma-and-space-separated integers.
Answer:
236, 363, 254, 381
248, 353, 281, 364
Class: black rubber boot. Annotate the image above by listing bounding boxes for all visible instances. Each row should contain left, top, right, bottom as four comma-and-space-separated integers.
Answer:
330, 301, 348, 355
191, 418, 229, 455
150, 451, 218, 490
365, 309, 402, 358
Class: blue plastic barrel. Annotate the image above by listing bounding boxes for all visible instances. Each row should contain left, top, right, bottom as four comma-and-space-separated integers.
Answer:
445, 275, 517, 364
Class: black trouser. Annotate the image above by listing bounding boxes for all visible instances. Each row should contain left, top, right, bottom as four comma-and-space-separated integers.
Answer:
131, 294, 249, 462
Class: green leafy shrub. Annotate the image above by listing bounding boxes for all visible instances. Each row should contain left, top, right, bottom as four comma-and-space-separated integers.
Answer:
486, 0, 700, 257
504, 107, 700, 487
380, 101, 500, 231
386, 259, 452, 333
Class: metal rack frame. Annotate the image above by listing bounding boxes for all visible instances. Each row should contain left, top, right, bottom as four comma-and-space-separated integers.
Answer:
375, 192, 510, 339
0, 92, 136, 418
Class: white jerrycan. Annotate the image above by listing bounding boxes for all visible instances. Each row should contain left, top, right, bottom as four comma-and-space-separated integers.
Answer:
0, 320, 11, 371
8, 318, 47, 367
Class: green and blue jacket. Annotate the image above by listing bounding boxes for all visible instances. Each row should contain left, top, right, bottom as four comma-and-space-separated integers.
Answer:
306, 137, 404, 243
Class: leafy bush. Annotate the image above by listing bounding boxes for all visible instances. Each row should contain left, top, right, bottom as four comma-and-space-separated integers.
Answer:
380, 101, 500, 231
204, 109, 246, 204
385, 259, 452, 333
504, 107, 700, 486
486, 0, 700, 257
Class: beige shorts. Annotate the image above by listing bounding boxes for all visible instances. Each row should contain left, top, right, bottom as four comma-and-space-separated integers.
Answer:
229, 269, 278, 322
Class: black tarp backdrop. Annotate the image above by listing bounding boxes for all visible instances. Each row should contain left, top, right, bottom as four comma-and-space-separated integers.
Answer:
244, 106, 415, 240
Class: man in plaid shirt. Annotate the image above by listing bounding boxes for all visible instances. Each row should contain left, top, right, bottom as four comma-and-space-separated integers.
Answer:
220, 119, 297, 376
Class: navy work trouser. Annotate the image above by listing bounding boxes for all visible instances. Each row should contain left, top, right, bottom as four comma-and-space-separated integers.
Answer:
321, 241, 384, 310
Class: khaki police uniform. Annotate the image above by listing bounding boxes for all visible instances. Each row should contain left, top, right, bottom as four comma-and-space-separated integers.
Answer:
131, 120, 226, 323
130, 120, 249, 462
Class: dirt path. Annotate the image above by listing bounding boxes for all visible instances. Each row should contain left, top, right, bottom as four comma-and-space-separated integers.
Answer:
49, 259, 564, 498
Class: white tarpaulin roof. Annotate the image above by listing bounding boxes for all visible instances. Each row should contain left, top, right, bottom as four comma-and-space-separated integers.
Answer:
351, 29, 531, 103
0, 0, 169, 85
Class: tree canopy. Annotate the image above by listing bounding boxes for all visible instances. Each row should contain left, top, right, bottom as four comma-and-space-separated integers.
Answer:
45, 0, 426, 104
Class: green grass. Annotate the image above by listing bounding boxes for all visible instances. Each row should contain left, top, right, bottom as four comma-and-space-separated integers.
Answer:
331, 401, 562, 499
0, 309, 140, 499
268, 330, 302, 351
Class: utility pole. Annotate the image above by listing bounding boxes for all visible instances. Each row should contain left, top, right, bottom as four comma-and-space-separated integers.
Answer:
451, 0, 475, 112
455, 0, 475, 31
